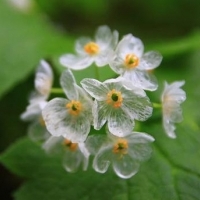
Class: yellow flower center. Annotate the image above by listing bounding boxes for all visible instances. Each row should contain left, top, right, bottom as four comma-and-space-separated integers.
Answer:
84, 42, 99, 55
66, 100, 83, 116
124, 54, 139, 69
106, 89, 123, 108
113, 139, 128, 156
63, 139, 78, 152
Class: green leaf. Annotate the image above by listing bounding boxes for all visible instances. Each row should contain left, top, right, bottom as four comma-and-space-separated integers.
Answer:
0, 1, 74, 99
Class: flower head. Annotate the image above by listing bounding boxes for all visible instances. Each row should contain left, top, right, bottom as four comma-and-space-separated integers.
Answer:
81, 77, 153, 137
109, 34, 162, 91
59, 25, 118, 70
86, 130, 154, 179
42, 69, 93, 142
20, 60, 53, 142
43, 136, 90, 172
161, 81, 186, 138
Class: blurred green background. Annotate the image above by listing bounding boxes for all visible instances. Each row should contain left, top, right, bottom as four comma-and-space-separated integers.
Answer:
0, 0, 200, 199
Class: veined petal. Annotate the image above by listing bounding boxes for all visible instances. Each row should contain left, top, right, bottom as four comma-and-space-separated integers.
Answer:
62, 150, 83, 172
112, 154, 140, 179
78, 143, 90, 171
93, 100, 107, 130
107, 108, 134, 137
138, 51, 162, 70
81, 78, 109, 100
59, 54, 94, 70
75, 37, 92, 55
95, 50, 112, 67
126, 132, 155, 143
60, 69, 78, 100
95, 25, 113, 47
123, 70, 158, 91
42, 98, 69, 137
35, 60, 53, 97
42, 136, 64, 154
93, 145, 113, 173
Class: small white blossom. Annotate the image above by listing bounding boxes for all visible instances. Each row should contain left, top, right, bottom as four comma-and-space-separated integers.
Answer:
20, 60, 53, 142
109, 34, 162, 91
59, 25, 118, 70
43, 136, 90, 172
161, 81, 186, 138
86, 130, 154, 179
42, 69, 93, 143
7, 0, 34, 13
81, 77, 153, 137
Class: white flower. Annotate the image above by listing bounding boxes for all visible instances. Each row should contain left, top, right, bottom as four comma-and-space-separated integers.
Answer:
7, 0, 34, 13
81, 77, 153, 137
109, 34, 162, 91
42, 69, 93, 143
20, 60, 53, 141
86, 130, 154, 179
59, 25, 118, 70
161, 81, 186, 138
43, 136, 90, 172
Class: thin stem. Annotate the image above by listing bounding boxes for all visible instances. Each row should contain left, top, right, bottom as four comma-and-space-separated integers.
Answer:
51, 88, 64, 94
152, 102, 162, 109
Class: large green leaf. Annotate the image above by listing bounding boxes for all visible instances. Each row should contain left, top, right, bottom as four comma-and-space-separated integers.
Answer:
1, 51, 200, 200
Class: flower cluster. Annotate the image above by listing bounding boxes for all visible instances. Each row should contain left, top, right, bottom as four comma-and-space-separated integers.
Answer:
21, 25, 186, 179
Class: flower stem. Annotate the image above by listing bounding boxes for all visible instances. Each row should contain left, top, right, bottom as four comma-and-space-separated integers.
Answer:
51, 88, 64, 94
152, 102, 162, 109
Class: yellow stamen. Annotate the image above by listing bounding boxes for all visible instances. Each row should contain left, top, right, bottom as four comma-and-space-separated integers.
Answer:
66, 100, 83, 116
113, 139, 128, 156
84, 42, 99, 55
124, 54, 139, 69
106, 89, 123, 108
63, 139, 78, 152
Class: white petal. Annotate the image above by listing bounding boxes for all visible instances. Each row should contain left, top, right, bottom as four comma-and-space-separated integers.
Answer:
109, 52, 125, 75
107, 108, 134, 137
35, 60, 53, 97
93, 145, 112, 173
28, 120, 50, 142
78, 143, 90, 170
113, 154, 140, 179
122, 91, 153, 121
138, 51, 162, 70
75, 37, 92, 55
62, 150, 83, 172
59, 54, 94, 70
126, 132, 155, 143
123, 70, 158, 91
95, 25, 113, 47
95, 50, 112, 67
42, 136, 64, 154
163, 117, 176, 139
93, 100, 108, 130
81, 78, 108, 100
60, 69, 78, 100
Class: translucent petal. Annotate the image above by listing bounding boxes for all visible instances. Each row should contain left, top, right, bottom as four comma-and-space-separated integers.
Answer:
28, 120, 50, 142
107, 108, 134, 137
35, 60, 53, 97
59, 54, 94, 70
60, 69, 78, 100
75, 37, 92, 55
126, 132, 155, 144
163, 117, 176, 139
116, 34, 144, 58
109, 52, 125, 75
42, 98, 69, 137
81, 78, 109, 100
123, 69, 158, 91
128, 143, 153, 161
122, 90, 153, 121
138, 51, 162, 70
78, 143, 90, 170
112, 154, 140, 179
86, 134, 107, 155
95, 25, 113, 47
93, 145, 112, 173
42, 136, 64, 154
62, 149, 82, 172
95, 50, 112, 67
